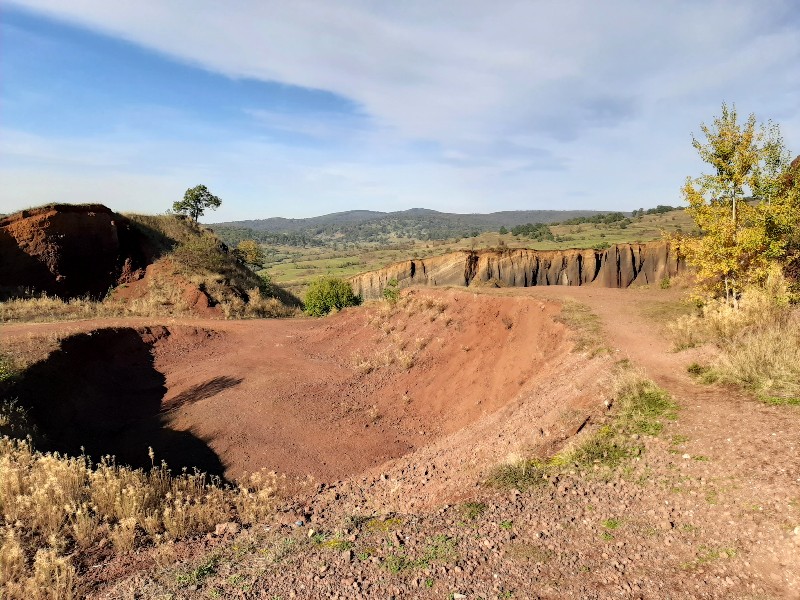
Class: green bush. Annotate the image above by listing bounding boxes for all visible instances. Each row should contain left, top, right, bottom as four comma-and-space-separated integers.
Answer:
382, 278, 400, 304
170, 234, 228, 273
304, 277, 360, 316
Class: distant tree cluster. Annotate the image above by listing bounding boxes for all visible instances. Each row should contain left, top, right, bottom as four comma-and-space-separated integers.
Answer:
556, 212, 628, 226
631, 205, 679, 217
510, 223, 555, 241
213, 226, 324, 248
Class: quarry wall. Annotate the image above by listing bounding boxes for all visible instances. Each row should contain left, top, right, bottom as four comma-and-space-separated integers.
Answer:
0, 204, 149, 299
350, 242, 685, 300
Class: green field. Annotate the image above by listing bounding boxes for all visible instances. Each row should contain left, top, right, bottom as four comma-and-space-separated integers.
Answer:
260, 209, 694, 294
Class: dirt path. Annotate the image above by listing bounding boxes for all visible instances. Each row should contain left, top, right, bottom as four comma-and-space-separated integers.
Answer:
529, 285, 800, 596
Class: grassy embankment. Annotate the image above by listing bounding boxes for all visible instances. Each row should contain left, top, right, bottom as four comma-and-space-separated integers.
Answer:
0, 214, 299, 323
668, 273, 800, 406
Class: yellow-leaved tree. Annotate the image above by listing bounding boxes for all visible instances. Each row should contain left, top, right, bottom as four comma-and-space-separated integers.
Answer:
680, 103, 800, 303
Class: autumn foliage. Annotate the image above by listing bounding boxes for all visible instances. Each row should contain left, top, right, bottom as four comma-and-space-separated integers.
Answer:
678, 103, 800, 301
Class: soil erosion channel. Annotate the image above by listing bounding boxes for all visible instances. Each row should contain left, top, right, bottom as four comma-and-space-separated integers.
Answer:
5, 290, 572, 481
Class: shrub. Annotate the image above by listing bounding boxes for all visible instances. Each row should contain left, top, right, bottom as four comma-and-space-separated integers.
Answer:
668, 271, 800, 401
382, 279, 400, 304
169, 234, 229, 274
0, 436, 291, 598
0, 354, 15, 383
304, 277, 360, 317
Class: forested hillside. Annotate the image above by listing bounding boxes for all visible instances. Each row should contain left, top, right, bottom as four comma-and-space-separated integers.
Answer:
211, 208, 617, 246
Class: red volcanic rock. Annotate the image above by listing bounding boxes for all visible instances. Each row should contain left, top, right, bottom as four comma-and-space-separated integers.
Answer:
0, 204, 149, 299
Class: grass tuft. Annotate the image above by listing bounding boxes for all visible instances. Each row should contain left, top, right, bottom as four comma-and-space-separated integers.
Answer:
555, 300, 608, 357
488, 368, 676, 489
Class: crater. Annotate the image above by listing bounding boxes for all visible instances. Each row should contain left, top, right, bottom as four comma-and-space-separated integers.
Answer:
9, 326, 230, 476
4, 290, 583, 483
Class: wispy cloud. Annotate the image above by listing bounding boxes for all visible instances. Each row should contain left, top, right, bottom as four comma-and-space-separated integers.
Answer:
2, 0, 799, 217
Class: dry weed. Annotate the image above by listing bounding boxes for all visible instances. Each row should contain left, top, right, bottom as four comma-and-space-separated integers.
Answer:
0, 436, 299, 598
668, 272, 800, 402
110, 517, 138, 553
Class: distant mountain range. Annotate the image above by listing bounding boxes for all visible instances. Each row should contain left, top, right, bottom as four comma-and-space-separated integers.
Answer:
210, 208, 621, 246
212, 208, 614, 233
210, 208, 627, 248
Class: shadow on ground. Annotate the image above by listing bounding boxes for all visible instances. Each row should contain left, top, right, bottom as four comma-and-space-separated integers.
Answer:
8, 328, 229, 477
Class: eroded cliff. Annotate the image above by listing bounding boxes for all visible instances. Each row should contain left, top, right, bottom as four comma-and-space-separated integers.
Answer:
0, 204, 150, 299
351, 242, 684, 299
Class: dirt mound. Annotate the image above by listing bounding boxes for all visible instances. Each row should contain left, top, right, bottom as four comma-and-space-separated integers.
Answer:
0, 204, 158, 300
0, 204, 298, 317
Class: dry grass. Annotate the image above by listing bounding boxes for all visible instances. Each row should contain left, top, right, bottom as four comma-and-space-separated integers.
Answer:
221, 287, 299, 319
668, 272, 800, 403
0, 432, 298, 599
1, 214, 299, 323
357, 291, 454, 375
555, 300, 608, 356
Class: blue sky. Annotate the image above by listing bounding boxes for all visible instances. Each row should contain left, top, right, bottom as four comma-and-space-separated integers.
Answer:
1, 1, 799, 221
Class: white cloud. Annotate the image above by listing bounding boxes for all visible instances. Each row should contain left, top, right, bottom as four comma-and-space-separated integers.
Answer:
3, 0, 800, 217
9, 1, 799, 140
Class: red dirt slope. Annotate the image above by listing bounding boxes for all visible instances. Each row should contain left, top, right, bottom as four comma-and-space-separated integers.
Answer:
0, 289, 587, 483
0, 204, 150, 299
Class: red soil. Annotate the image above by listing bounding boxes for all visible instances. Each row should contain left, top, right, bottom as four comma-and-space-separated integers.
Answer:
0, 204, 150, 299
0, 289, 578, 482
4, 285, 799, 598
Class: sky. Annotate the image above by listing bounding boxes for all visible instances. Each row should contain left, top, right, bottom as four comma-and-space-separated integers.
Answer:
1, 1, 799, 221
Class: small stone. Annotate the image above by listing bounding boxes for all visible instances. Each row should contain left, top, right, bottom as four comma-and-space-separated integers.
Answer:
214, 522, 240, 536
453, 595, 467, 599
682, 454, 691, 459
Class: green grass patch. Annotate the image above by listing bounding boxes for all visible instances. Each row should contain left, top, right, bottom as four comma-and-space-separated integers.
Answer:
760, 395, 800, 406
382, 535, 457, 574
176, 554, 220, 588
555, 301, 608, 356
365, 516, 404, 532
687, 362, 719, 384
0, 353, 17, 383
487, 371, 676, 489
460, 502, 487, 521
681, 546, 736, 570
320, 538, 353, 551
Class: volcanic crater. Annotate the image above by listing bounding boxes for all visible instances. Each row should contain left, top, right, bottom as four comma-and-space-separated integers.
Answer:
4, 289, 587, 486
